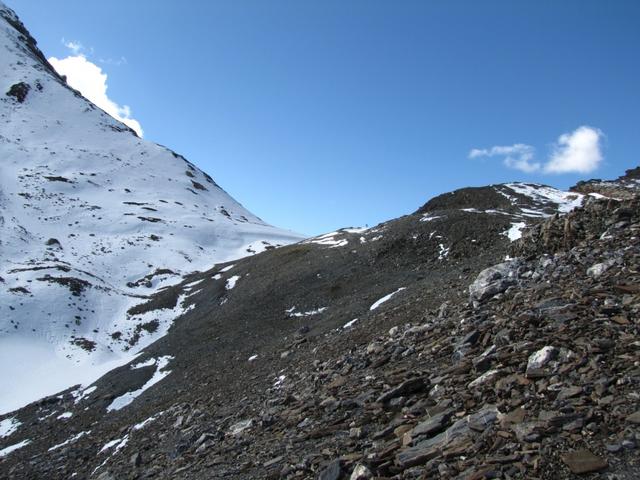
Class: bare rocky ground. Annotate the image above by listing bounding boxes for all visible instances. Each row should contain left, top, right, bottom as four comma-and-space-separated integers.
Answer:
1, 168, 639, 480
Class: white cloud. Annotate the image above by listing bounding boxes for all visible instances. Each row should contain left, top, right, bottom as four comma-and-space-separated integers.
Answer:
469, 143, 540, 173
470, 126, 604, 175
48, 53, 143, 137
544, 126, 603, 174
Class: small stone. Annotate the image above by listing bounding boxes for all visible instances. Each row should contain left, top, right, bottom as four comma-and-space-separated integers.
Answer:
468, 369, 500, 388
263, 455, 284, 468
622, 439, 636, 450
611, 315, 629, 325
626, 411, 640, 424
587, 261, 614, 278
500, 407, 526, 427
130, 452, 142, 467
194, 432, 216, 449
328, 376, 347, 389
318, 459, 341, 480
350, 463, 372, 480
411, 410, 452, 439
195, 441, 211, 454
376, 377, 427, 403
562, 418, 583, 432
526, 346, 558, 372
394, 424, 412, 438
319, 396, 337, 408
561, 449, 607, 474
558, 385, 583, 400
96, 472, 115, 480
468, 261, 519, 303
229, 419, 253, 435
605, 444, 622, 453
461, 329, 480, 346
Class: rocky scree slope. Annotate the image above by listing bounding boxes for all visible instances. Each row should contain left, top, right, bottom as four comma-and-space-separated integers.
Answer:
2, 169, 637, 479
0, 2, 302, 414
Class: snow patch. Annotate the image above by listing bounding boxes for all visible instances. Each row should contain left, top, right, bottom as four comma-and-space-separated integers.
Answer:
131, 358, 156, 369
420, 214, 443, 222
438, 244, 450, 260
286, 307, 328, 317
0, 417, 20, 438
342, 318, 358, 329
72, 385, 97, 404
503, 222, 526, 241
48, 430, 90, 451
133, 412, 163, 430
225, 275, 240, 290
106, 356, 173, 412
0, 439, 30, 457
99, 435, 129, 454
305, 231, 349, 248
505, 183, 584, 213
370, 288, 406, 311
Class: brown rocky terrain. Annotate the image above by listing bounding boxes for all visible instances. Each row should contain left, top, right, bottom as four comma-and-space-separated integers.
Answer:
1, 4, 639, 479
1, 169, 639, 480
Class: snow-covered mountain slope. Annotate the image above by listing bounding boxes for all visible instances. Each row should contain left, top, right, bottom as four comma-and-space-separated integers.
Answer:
0, 2, 302, 414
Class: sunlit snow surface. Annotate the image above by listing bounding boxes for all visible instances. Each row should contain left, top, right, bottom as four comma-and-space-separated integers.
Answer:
0, 3, 302, 414
370, 288, 406, 310
0, 417, 20, 438
48, 430, 90, 452
503, 222, 527, 241
0, 439, 31, 458
225, 275, 241, 290
502, 183, 584, 214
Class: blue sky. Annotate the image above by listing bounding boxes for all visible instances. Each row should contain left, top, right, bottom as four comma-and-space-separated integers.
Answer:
13, 0, 640, 236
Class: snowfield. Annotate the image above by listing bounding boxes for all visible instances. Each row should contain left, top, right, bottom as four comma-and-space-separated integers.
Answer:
0, 2, 302, 414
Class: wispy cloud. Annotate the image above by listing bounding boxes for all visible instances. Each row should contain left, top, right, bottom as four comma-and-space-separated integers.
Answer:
469, 144, 540, 173
63, 40, 83, 55
469, 126, 604, 174
99, 56, 128, 67
49, 40, 143, 137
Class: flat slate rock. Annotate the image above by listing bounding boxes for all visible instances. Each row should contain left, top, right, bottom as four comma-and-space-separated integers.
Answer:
561, 449, 608, 474
626, 411, 640, 424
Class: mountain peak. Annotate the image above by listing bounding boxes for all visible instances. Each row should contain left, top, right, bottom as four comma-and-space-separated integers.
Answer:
0, 4, 302, 414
